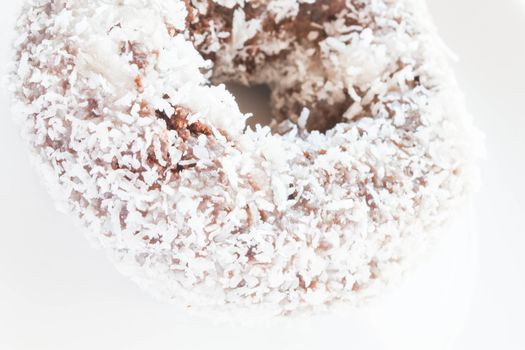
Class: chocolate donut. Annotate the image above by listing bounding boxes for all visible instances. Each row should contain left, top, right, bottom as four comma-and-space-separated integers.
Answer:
10, 0, 480, 315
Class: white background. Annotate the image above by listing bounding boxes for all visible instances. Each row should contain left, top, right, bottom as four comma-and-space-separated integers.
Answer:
0, 1, 524, 349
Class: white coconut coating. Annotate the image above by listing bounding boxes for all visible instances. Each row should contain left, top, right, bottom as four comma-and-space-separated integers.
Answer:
10, 0, 480, 316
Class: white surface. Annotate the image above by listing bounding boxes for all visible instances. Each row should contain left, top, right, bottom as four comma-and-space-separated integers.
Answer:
0, 1, 524, 349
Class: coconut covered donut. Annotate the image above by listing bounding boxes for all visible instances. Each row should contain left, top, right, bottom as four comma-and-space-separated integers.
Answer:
10, 0, 479, 315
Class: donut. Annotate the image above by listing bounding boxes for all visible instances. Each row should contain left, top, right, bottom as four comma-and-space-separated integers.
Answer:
10, 0, 480, 315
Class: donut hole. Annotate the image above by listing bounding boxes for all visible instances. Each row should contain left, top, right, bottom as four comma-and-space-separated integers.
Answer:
216, 74, 353, 133
190, 0, 356, 134
222, 80, 350, 134
224, 82, 274, 130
